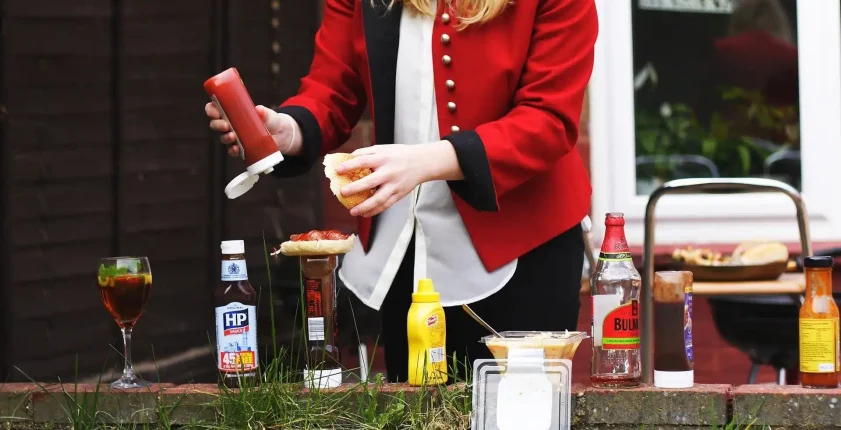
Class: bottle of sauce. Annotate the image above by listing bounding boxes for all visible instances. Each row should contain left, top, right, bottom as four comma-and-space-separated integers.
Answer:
799, 256, 839, 388
407, 278, 447, 386
301, 255, 342, 389
590, 213, 642, 387
203, 68, 284, 199
215, 240, 260, 388
653, 271, 694, 388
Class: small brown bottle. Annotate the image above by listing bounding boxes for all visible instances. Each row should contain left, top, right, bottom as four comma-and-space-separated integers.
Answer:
799, 256, 839, 389
301, 255, 342, 389
215, 240, 260, 388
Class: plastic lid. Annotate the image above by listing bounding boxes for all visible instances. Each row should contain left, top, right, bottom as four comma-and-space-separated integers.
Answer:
221, 240, 245, 255
805, 256, 834, 268
225, 171, 259, 199
412, 278, 440, 303
472, 358, 572, 430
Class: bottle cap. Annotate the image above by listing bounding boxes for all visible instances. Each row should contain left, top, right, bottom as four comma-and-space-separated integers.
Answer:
604, 212, 625, 226
246, 151, 284, 176
412, 278, 440, 303
600, 212, 630, 253
221, 240, 245, 255
224, 171, 259, 199
654, 370, 694, 388
805, 256, 834, 268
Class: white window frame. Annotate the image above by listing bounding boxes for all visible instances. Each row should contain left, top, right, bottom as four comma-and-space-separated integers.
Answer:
589, 0, 841, 247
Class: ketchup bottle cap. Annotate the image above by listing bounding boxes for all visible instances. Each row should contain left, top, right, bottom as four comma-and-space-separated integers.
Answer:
225, 171, 259, 199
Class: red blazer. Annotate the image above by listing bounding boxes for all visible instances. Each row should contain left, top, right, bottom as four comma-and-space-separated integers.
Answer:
273, 0, 597, 272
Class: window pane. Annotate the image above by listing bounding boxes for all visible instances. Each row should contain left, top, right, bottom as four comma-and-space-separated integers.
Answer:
632, 0, 801, 195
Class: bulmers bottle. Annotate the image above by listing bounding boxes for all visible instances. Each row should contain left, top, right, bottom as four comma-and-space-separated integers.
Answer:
215, 240, 260, 388
590, 213, 642, 387
407, 278, 447, 386
799, 256, 840, 388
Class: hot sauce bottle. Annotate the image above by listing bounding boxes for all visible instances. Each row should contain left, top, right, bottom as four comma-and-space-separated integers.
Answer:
799, 256, 839, 388
215, 240, 260, 388
590, 213, 642, 387
203, 68, 284, 199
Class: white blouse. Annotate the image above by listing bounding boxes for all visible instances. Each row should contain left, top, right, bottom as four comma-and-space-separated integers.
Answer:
338, 0, 518, 310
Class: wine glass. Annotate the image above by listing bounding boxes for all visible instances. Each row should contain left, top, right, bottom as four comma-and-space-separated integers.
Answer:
97, 257, 153, 389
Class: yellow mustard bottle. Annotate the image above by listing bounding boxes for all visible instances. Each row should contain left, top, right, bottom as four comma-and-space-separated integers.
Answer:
407, 278, 448, 386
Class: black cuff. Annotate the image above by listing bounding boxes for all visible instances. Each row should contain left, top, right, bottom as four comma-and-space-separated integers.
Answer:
270, 106, 323, 178
443, 130, 499, 212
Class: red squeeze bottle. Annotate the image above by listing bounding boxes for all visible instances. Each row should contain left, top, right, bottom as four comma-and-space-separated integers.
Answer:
203, 68, 284, 199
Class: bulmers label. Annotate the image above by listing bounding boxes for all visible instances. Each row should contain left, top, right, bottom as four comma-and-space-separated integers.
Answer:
592, 294, 620, 347
599, 252, 632, 262
602, 300, 640, 350
215, 302, 258, 373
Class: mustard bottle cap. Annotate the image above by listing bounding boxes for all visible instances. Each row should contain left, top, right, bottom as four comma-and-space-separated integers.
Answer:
412, 278, 440, 303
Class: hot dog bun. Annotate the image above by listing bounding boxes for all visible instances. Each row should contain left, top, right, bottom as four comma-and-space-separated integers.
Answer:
279, 236, 356, 256
323, 153, 376, 210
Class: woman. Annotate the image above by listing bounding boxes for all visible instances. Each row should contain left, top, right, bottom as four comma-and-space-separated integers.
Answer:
206, 0, 597, 382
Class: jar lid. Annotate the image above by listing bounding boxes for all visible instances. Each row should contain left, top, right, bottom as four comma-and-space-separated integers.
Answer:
805, 256, 834, 268
225, 171, 259, 199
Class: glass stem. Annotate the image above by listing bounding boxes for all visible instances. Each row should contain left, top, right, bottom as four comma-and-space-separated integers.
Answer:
121, 327, 134, 380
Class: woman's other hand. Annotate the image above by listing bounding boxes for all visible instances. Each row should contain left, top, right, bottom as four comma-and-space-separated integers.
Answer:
205, 103, 303, 157
336, 141, 463, 217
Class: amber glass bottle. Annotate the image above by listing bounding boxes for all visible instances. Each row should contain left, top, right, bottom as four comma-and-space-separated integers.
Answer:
799, 256, 839, 389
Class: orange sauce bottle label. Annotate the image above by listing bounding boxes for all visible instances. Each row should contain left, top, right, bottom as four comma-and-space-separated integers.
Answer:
800, 318, 837, 373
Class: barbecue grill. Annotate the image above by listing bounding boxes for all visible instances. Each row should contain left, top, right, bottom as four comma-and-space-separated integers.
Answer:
707, 247, 841, 384
641, 178, 811, 385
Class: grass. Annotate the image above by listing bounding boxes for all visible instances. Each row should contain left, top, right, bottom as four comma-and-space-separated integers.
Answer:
2, 236, 770, 429
11, 351, 471, 429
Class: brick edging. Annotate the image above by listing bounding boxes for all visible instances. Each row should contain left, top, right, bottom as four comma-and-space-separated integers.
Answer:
0, 382, 840, 427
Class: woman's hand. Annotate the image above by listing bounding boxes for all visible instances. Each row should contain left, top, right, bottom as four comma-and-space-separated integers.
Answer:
205, 103, 303, 157
336, 141, 464, 217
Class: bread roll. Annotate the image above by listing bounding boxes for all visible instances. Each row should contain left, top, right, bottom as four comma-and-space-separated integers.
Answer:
323, 153, 376, 210
733, 241, 789, 265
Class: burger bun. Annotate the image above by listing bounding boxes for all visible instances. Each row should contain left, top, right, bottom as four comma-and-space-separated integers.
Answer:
323, 153, 376, 210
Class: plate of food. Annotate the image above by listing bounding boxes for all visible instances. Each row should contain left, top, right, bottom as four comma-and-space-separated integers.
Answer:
671, 240, 791, 282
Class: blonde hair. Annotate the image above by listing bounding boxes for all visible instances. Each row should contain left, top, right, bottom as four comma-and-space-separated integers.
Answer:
380, 0, 510, 28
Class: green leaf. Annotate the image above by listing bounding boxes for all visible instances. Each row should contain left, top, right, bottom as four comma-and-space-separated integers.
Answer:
636, 129, 659, 155
701, 137, 718, 158
97, 263, 130, 278
737, 146, 751, 175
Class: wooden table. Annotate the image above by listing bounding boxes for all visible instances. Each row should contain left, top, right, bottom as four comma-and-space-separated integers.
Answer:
692, 273, 805, 295
581, 273, 806, 296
